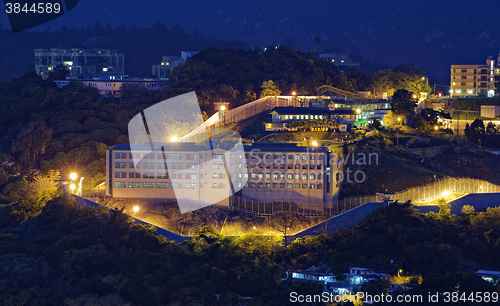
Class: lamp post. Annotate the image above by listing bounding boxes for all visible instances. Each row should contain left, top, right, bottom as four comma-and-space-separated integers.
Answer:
220, 105, 225, 126
397, 118, 401, 148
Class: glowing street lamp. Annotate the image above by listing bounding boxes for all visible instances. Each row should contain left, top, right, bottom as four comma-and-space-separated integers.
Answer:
133, 206, 139, 214
441, 190, 450, 200
69, 184, 76, 193
312, 141, 318, 147
356, 108, 361, 114
434, 126, 438, 131
292, 91, 296, 96
412, 94, 417, 99
398, 269, 403, 277
70, 172, 77, 181
220, 105, 226, 111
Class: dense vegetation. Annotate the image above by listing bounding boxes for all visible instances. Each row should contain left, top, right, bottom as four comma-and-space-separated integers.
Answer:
1, 188, 498, 305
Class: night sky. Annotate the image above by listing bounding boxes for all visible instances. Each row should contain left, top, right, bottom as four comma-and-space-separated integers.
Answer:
1, 0, 500, 83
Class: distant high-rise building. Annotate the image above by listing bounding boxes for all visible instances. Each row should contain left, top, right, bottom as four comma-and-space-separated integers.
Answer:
319, 53, 360, 70
35, 48, 125, 79
450, 53, 500, 98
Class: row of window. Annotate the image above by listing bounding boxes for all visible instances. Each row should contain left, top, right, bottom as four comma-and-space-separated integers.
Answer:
249, 164, 322, 170
283, 115, 323, 120
249, 173, 322, 180
115, 171, 322, 181
245, 182, 322, 189
115, 162, 200, 170
115, 182, 196, 189
115, 152, 199, 160
114, 181, 322, 190
115, 172, 201, 179
114, 182, 227, 189
116, 152, 248, 161
246, 153, 321, 161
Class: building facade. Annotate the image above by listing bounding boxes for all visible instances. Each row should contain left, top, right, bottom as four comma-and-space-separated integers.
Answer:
450, 53, 500, 97
54, 78, 165, 97
106, 142, 341, 211
35, 49, 125, 79
152, 51, 199, 79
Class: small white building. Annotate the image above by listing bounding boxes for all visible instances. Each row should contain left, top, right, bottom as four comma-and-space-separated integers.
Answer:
343, 267, 388, 286
480, 105, 500, 118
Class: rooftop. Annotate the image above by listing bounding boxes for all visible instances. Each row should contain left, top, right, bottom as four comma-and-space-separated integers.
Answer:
111, 142, 330, 153
271, 107, 355, 115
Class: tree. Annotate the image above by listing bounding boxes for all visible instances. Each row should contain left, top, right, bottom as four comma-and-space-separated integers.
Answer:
8, 170, 61, 222
391, 89, 417, 121
268, 214, 299, 248
465, 119, 485, 144
462, 205, 475, 216
413, 108, 451, 132
11, 121, 53, 166
260, 80, 281, 98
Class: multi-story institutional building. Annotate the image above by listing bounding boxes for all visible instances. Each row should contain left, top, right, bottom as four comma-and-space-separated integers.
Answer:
450, 53, 500, 98
54, 77, 165, 98
106, 142, 341, 211
319, 53, 360, 70
35, 49, 125, 79
151, 51, 198, 79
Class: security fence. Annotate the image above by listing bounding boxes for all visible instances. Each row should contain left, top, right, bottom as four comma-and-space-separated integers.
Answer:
231, 177, 500, 216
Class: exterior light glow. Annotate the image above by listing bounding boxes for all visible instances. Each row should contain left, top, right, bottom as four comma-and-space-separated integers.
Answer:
133, 206, 139, 213
312, 141, 318, 146
69, 184, 76, 193
220, 105, 226, 111
70, 173, 77, 180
